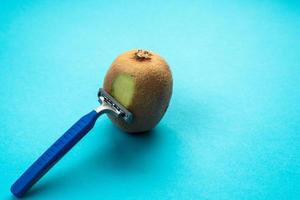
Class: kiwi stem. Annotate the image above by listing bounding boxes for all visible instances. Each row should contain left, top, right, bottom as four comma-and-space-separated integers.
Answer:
134, 50, 152, 60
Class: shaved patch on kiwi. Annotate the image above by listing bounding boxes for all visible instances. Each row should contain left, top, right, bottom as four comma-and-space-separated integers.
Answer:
111, 74, 135, 108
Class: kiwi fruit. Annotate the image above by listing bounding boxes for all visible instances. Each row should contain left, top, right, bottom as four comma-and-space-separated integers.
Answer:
103, 49, 173, 133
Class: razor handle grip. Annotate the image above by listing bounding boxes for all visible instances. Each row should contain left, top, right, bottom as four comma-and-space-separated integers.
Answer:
11, 110, 100, 198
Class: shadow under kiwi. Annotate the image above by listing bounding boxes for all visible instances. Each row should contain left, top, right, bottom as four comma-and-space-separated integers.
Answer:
92, 125, 160, 172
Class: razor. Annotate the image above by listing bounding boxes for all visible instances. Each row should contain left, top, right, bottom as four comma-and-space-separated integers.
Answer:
11, 88, 133, 198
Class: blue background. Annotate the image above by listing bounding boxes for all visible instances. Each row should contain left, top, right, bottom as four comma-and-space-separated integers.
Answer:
0, 0, 299, 199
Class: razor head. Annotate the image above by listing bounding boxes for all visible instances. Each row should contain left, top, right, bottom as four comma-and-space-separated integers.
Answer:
98, 88, 133, 123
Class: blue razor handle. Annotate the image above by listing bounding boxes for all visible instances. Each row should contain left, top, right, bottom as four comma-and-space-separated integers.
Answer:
11, 110, 100, 197
10, 89, 133, 198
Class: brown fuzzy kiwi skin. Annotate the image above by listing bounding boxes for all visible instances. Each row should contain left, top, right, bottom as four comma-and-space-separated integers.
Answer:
103, 49, 173, 133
